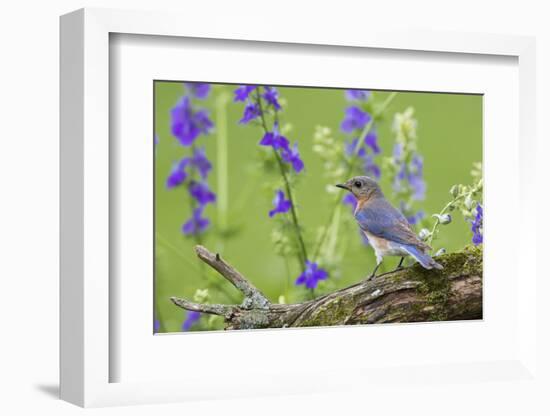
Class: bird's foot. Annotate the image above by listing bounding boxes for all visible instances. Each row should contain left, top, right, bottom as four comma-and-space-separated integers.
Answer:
366, 265, 379, 281
366, 263, 381, 281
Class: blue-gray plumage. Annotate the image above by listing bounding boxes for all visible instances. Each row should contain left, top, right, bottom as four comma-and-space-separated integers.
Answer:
336, 176, 442, 279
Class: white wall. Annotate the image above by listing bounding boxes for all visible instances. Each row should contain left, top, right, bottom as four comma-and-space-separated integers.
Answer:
1, 0, 548, 414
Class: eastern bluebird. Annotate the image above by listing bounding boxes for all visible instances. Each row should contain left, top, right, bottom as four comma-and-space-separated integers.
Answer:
336, 176, 443, 279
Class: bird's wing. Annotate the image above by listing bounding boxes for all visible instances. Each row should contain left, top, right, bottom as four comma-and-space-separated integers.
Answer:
355, 198, 430, 250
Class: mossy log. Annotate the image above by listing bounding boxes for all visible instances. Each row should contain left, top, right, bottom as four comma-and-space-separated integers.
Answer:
171, 245, 482, 330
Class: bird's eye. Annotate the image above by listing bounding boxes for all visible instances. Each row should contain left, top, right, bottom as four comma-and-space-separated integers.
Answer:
354, 181, 362, 188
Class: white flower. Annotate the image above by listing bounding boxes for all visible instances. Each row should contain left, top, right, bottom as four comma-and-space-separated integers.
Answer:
392, 107, 417, 143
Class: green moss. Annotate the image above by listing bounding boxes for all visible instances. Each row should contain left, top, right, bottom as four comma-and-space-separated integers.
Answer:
298, 295, 358, 327
412, 245, 482, 321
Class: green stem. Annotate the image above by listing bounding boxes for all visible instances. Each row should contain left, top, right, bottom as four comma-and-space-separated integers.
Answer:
425, 192, 468, 248
215, 91, 230, 233
255, 88, 308, 271
325, 199, 342, 259
284, 256, 291, 300
188, 143, 205, 277
313, 92, 398, 262
274, 150, 308, 264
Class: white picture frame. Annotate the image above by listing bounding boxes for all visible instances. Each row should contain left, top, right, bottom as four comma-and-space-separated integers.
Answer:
60, 7, 539, 408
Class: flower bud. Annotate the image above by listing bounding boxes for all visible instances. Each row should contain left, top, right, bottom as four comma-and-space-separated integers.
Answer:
450, 185, 459, 198
418, 228, 431, 241
435, 248, 446, 257
432, 213, 452, 224
440, 214, 452, 224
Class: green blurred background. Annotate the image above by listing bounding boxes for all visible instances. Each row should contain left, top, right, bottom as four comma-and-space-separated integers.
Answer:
154, 82, 482, 333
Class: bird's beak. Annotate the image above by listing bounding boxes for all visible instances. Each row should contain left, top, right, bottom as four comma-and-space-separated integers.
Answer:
335, 183, 350, 191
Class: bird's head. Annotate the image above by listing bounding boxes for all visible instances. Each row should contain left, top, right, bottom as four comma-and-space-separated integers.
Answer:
336, 176, 383, 200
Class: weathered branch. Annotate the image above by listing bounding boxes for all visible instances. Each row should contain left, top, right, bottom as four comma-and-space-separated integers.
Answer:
171, 245, 482, 330
194, 246, 270, 309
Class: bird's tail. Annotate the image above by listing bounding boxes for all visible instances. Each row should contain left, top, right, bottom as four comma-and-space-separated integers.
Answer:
403, 245, 444, 270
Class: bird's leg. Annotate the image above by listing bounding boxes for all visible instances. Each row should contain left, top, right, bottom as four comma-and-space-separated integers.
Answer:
396, 257, 405, 270
367, 262, 381, 280
388, 257, 406, 273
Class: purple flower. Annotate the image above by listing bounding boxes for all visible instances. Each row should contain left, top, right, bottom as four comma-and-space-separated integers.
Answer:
344, 138, 359, 157
182, 310, 201, 331
260, 126, 304, 173
262, 86, 281, 110
295, 261, 329, 289
182, 206, 210, 235
185, 83, 211, 99
340, 100, 380, 180
471, 204, 483, 245
407, 210, 425, 225
239, 101, 261, 124
154, 319, 161, 333
343, 193, 357, 211
166, 148, 212, 189
269, 189, 292, 217
166, 159, 190, 188
361, 153, 381, 179
345, 138, 380, 179
364, 130, 380, 154
345, 138, 370, 159
341, 106, 371, 133
189, 181, 216, 205
393, 161, 407, 193
234, 85, 257, 102
408, 176, 426, 200
259, 125, 290, 151
345, 89, 370, 101
393, 142, 403, 159
191, 147, 212, 179
171, 96, 213, 146
392, 146, 425, 200
281, 143, 305, 173
399, 201, 424, 225
408, 155, 426, 200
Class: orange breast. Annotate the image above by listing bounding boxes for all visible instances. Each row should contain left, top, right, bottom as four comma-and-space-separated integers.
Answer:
354, 197, 370, 214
